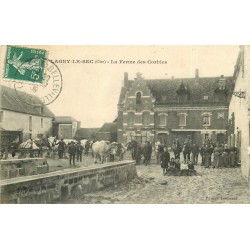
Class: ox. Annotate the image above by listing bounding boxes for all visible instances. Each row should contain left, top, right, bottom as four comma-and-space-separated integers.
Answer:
92, 140, 111, 164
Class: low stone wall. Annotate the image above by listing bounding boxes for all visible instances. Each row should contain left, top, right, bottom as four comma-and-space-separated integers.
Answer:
0, 158, 49, 179
0, 160, 137, 204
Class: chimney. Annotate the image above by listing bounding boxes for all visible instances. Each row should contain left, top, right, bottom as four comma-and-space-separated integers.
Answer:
124, 72, 128, 86
219, 75, 226, 89
136, 72, 142, 79
195, 69, 199, 84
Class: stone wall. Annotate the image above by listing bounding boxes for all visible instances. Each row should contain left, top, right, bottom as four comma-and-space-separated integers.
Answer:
0, 161, 137, 204
0, 158, 49, 180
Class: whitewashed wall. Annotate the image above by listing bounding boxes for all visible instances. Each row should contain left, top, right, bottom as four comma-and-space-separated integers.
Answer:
229, 46, 250, 181
1, 110, 53, 140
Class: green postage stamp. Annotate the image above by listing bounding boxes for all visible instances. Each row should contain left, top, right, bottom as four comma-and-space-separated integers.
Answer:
4, 46, 47, 84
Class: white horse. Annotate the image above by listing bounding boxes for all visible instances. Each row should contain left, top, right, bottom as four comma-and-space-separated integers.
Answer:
47, 136, 57, 148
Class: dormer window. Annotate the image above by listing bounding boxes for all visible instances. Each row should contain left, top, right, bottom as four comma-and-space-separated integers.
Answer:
136, 92, 142, 105
214, 76, 229, 102
176, 82, 189, 102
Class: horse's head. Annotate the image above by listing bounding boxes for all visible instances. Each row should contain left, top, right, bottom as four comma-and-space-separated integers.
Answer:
127, 141, 137, 150
47, 136, 56, 147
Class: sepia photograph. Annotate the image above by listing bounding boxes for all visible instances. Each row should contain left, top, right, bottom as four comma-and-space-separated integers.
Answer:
0, 45, 250, 204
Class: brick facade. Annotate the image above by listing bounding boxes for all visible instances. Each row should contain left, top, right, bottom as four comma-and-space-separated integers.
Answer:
118, 72, 233, 147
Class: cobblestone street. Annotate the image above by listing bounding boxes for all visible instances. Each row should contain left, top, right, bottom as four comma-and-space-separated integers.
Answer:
60, 159, 250, 204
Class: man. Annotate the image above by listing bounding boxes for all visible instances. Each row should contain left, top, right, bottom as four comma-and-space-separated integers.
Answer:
110, 144, 116, 162
76, 141, 84, 163
172, 141, 180, 159
57, 138, 66, 159
68, 141, 77, 166
191, 142, 200, 165
144, 141, 152, 166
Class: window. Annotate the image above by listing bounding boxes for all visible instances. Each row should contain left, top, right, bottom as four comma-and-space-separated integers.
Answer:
29, 116, 32, 131
203, 116, 211, 126
41, 118, 44, 128
136, 92, 142, 105
159, 113, 167, 126
202, 113, 212, 126
128, 112, 135, 126
178, 113, 187, 126
142, 112, 150, 126
0, 110, 3, 122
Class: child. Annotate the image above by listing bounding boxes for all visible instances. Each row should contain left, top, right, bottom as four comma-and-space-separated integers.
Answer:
160, 147, 170, 175
169, 157, 176, 170
188, 160, 195, 171
175, 158, 181, 171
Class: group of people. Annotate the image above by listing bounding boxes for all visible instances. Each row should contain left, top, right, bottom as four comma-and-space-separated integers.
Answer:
127, 140, 153, 166
200, 142, 238, 168
57, 139, 84, 166
160, 145, 195, 176
157, 138, 239, 172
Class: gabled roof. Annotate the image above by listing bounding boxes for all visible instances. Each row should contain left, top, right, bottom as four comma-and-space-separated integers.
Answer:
1, 85, 55, 118
118, 76, 233, 106
149, 76, 233, 105
98, 123, 117, 133
74, 128, 99, 139
53, 116, 78, 124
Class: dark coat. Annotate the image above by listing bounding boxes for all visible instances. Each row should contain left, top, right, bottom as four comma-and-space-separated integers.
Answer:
68, 144, 77, 155
160, 151, 170, 168
192, 144, 200, 155
144, 142, 152, 160
188, 162, 195, 170
57, 140, 66, 150
76, 145, 84, 153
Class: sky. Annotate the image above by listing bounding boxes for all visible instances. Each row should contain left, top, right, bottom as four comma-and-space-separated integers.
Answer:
1, 45, 240, 128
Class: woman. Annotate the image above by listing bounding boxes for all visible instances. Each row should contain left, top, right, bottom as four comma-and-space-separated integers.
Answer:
213, 143, 222, 168
229, 147, 237, 167
221, 145, 229, 168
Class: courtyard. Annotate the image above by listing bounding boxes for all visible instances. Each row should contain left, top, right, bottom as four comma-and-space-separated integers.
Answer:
54, 154, 250, 204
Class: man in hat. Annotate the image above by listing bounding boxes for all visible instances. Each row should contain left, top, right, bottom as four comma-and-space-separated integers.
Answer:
68, 141, 77, 166
57, 138, 66, 159
76, 141, 84, 163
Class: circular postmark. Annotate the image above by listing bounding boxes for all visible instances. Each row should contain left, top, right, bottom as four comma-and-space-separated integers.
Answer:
13, 58, 63, 106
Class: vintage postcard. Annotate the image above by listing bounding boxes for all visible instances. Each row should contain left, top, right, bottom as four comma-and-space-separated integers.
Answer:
0, 45, 249, 204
